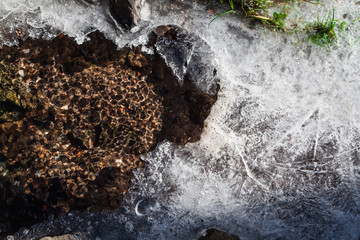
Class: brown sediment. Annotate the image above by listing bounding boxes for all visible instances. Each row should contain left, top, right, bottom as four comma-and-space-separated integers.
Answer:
0, 30, 218, 236
1, 58, 162, 197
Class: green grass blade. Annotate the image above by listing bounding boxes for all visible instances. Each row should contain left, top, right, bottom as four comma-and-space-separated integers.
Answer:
229, 0, 234, 10
353, 37, 360, 46
208, 10, 235, 28
352, 17, 360, 23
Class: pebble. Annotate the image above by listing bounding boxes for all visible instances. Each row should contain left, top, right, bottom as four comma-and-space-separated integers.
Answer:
60, 105, 69, 110
18, 70, 25, 77
40, 234, 79, 240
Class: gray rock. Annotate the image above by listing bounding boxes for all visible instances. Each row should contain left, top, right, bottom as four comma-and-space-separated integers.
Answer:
153, 25, 219, 94
74, 0, 142, 30
109, 0, 142, 30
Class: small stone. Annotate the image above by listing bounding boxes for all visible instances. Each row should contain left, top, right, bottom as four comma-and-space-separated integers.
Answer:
130, 26, 140, 34
109, 0, 141, 30
155, 26, 172, 36
35, 170, 41, 177
115, 159, 122, 166
18, 70, 25, 77
60, 105, 69, 110
40, 234, 79, 240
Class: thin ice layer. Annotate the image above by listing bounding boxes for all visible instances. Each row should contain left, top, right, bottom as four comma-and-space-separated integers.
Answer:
0, 0, 121, 47
128, 0, 360, 239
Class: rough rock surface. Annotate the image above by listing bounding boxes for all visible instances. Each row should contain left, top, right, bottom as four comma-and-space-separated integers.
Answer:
142, 25, 219, 144
75, 0, 142, 30
151, 25, 218, 94
109, 0, 142, 30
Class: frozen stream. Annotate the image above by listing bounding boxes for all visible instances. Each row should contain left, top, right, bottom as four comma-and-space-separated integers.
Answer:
2, 0, 360, 239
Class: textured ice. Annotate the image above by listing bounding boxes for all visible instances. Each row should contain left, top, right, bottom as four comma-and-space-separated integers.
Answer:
155, 27, 218, 93
141, 1, 220, 93
0, 0, 100, 46
4, 0, 360, 239
0, 0, 148, 47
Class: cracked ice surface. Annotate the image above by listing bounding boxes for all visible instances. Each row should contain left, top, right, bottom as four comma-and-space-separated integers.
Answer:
128, 1, 360, 239
4, 0, 360, 239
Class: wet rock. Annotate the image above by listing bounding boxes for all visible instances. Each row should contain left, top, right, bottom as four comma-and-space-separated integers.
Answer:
146, 25, 219, 144
109, 0, 142, 30
75, 0, 141, 30
154, 26, 173, 37
151, 25, 219, 95
199, 228, 240, 240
